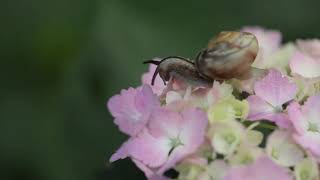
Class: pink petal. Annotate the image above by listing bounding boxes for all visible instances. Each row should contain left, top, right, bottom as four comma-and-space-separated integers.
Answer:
297, 39, 320, 59
289, 51, 320, 78
142, 63, 166, 96
132, 159, 170, 180
247, 95, 275, 120
179, 108, 208, 149
158, 108, 208, 173
107, 85, 159, 136
290, 95, 320, 158
109, 140, 130, 162
270, 113, 293, 129
224, 156, 293, 180
301, 95, 320, 125
287, 102, 308, 135
135, 85, 160, 114
149, 174, 169, 180
254, 69, 297, 107
293, 133, 320, 158
112, 108, 208, 176
148, 108, 184, 138
111, 129, 170, 168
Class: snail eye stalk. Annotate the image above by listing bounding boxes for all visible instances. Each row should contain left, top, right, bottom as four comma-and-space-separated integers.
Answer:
143, 60, 160, 65
143, 60, 161, 85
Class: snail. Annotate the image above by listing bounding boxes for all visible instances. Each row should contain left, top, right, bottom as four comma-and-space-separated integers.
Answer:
144, 31, 263, 87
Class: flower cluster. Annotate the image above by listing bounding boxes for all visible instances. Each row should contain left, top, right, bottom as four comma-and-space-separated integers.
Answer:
107, 26, 320, 180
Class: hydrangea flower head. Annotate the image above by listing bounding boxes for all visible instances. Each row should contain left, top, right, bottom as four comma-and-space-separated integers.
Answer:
106, 26, 320, 180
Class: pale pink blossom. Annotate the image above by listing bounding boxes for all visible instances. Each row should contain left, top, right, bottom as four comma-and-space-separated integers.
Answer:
198, 160, 229, 180
110, 108, 208, 178
290, 39, 320, 78
247, 69, 297, 128
266, 130, 304, 167
288, 95, 320, 159
224, 156, 293, 180
297, 39, 320, 59
107, 85, 160, 136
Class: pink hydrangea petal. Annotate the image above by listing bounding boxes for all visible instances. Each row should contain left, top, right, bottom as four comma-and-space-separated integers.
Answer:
297, 39, 320, 59
111, 129, 171, 168
301, 95, 320, 125
142, 63, 166, 96
247, 99, 291, 129
293, 133, 320, 158
132, 159, 170, 180
290, 95, 320, 159
135, 85, 160, 113
149, 174, 169, 180
107, 85, 159, 136
157, 146, 185, 174
247, 95, 275, 120
133, 160, 170, 180
158, 108, 208, 174
179, 108, 208, 149
224, 156, 293, 180
108, 87, 136, 118
270, 113, 293, 129
109, 140, 130, 162
287, 102, 308, 135
289, 51, 320, 78
148, 108, 184, 138
254, 69, 297, 107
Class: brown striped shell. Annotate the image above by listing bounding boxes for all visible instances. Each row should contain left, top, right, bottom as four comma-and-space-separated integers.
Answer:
195, 31, 259, 80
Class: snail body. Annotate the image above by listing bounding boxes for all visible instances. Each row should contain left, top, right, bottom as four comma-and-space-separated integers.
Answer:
144, 56, 212, 87
144, 31, 260, 87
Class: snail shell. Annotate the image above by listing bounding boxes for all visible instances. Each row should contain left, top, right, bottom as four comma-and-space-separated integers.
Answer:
195, 31, 259, 80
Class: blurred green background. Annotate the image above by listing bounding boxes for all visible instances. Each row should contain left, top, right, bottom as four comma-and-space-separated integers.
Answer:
1, 0, 320, 179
